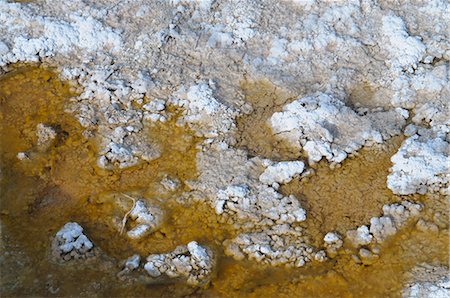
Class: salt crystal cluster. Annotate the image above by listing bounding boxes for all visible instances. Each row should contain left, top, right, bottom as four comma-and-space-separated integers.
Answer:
388, 127, 450, 195
347, 201, 422, 247
224, 224, 319, 267
214, 184, 306, 229
171, 81, 239, 138
345, 201, 423, 264
144, 241, 214, 286
52, 222, 95, 261
323, 232, 343, 257
403, 264, 450, 298
186, 147, 312, 264
269, 93, 406, 164
258, 161, 305, 187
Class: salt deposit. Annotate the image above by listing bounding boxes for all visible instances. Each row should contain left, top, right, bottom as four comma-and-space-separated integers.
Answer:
0, 0, 448, 296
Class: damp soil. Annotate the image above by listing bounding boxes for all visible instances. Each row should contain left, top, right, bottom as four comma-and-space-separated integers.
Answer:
0, 65, 448, 297
236, 79, 300, 161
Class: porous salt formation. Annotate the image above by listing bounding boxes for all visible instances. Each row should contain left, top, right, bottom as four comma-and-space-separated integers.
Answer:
182, 146, 313, 266
170, 82, 242, 138
185, 147, 307, 230
386, 27, 449, 196
347, 201, 423, 246
0, 0, 447, 180
403, 264, 450, 298
258, 160, 305, 188
405, 278, 450, 298
51, 222, 95, 262
144, 241, 214, 286
388, 126, 450, 196
1, 0, 449, 293
269, 93, 407, 164
224, 224, 322, 267
115, 198, 163, 240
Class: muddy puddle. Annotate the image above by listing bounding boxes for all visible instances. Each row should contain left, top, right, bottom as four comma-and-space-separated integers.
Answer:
0, 65, 448, 297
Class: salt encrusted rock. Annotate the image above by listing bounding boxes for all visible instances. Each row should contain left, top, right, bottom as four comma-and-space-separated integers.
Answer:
323, 232, 343, 257
369, 216, 397, 243
97, 127, 161, 169
214, 184, 306, 229
269, 93, 406, 164
36, 123, 57, 148
187, 147, 307, 230
125, 199, 163, 240
403, 264, 450, 298
259, 161, 305, 187
346, 225, 373, 247
171, 81, 239, 138
387, 127, 450, 195
324, 232, 342, 246
144, 241, 214, 286
51, 222, 95, 262
314, 250, 327, 262
347, 201, 423, 248
143, 99, 167, 122
224, 224, 316, 268
382, 201, 423, 227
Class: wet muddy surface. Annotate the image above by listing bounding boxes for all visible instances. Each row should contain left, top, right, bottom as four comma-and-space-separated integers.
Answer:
0, 64, 448, 297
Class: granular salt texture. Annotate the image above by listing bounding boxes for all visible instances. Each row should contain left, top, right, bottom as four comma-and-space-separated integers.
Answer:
1, 0, 448, 173
346, 201, 423, 248
51, 222, 95, 262
214, 184, 306, 229
171, 81, 240, 138
404, 278, 450, 298
259, 161, 305, 187
380, 14, 426, 72
388, 127, 450, 195
224, 224, 318, 268
0, 1, 448, 288
187, 146, 306, 230
403, 264, 450, 298
144, 241, 214, 286
269, 93, 406, 164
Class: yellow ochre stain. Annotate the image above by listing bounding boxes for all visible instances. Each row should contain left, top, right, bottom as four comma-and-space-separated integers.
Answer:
0, 65, 448, 297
